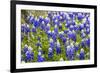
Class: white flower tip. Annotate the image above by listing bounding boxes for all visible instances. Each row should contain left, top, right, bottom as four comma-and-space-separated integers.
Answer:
50, 38, 53, 42
81, 48, 84, 52
38, 51, 42, 55
47, 24, 50, 27
67, 46, 70, 49
61, 31, 64, 34
55, 25, 57, 28
27, 25, 30, 28
42, 21, 45, 24
25, 44, 28, 48
49, 48, 52, 52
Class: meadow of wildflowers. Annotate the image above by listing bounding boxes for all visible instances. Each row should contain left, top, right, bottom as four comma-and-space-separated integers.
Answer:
21, 10, 90, 63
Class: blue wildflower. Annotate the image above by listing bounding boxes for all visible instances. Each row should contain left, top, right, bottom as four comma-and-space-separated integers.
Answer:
62, 37, 67, 44
59, 23, 62, 29
77, 13, 84, 20
38, 16, 43, 23
48, 47, 53, 58
79, 24, 84, 30
40, 21, 45, 30
32, 25, 36, 32
81, 39, 86, 48
54, 25, 58, 34
23, 45, 28, 53
44, 17, 50, 24
66, 46, 75, 60
52, 31, 57, 42
24, 25, 30, 34
81, 32, 86, 38
79, 49, 85, 60
25, 51, 34, 62
28, 16, 34, 24
56, 40, 61, 54
69, 25, 74, 31
74, 42, 79, 51
67, 30, 76, 42
37, 51, 45, 62
85, 38, 90, 48
47, 30, 52, 38
86, 28, 90, 35
45, 24, 50, 32
33, 20, 39, 28
49, 38, 55, 49
59, 31, 64, 39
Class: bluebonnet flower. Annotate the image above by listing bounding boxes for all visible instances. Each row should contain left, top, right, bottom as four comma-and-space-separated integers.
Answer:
54, 25, 58, 34
24, 24, 30, 34
74, 25, 79, 32
23, 45, 28, 53
25, 51, 34, 62
66, 46, 75, 60
86, 28, 90, 35
33, 17, 40, 28
59, 31, 64, 39
85, 23, 90, 28
44, 17, 50, 25
49, 38, 55, 49
69, 25, 74, 31
48, 47, 53, 58
28, 16, 34, 24
37, 51, 45, 62
67, 30, 76, 42
85, 14, 90, 24
68, 12, 75, 19
22, 46, 34, 62
79, 24, 84, 30
59, 12, 66, 22
45, 24, 50, 32
64, 30, 69, 34
40, 21, 45, 30
85, 38, 90, 48
56, 40, 61, 54
52, 31, 57, 42
56, 14, 61, 21
53, 15, 60, 25
59, 12, 64, 16
79, 48, 85, 60
38, 16, 43, 23
65, 20, 72, 28
81, 39, 86, 48
48, 12, 52, 18
81, 32, 86, 38
77, 13, 84, 20
47, 30, 52, 38
74, 42, 79, 51
59, 23, 62, 29
62, 36, 67, 44
32, 25, 36, 33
